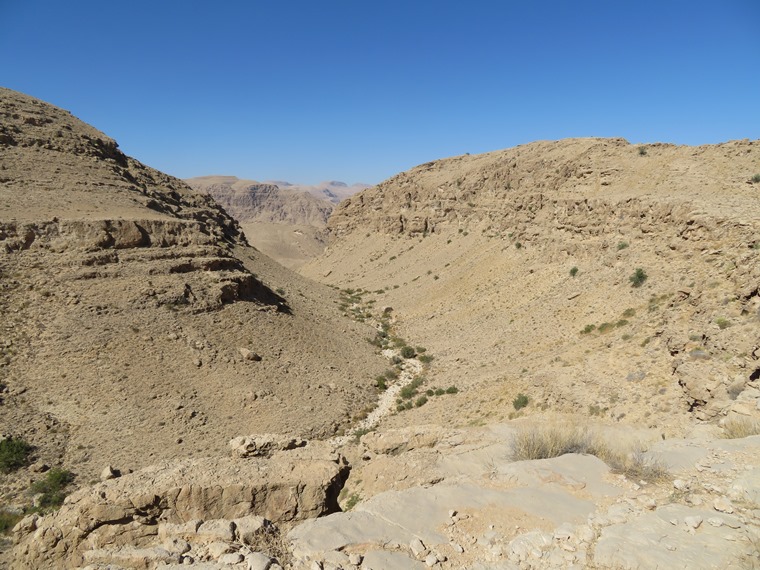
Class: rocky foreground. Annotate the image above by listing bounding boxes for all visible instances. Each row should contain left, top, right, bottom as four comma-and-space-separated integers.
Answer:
8, 426, 760, 569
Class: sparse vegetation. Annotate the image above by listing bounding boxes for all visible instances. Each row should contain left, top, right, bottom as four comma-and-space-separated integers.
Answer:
617, 241, 629, 250
598, 322, 614, 333
509, 424, 667, 482
0, 437, 33, 473
569, 266, 578, 277
581, 324, 596, 334
512, 393, 529, 410
343, 492, 362, 510
415, 395, 428, 407
29, 468, 75, 511
715, 317, 731, 330
0, 511, 22, 534
629, 268, 647, 288
418, 354, 434, 364
722, 417, 760, 439
638, 146, 647, 156
751, 174, 760, 184
400, 346, 416, 359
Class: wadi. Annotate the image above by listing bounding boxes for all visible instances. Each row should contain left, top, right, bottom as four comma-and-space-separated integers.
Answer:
1, 88, 759, 569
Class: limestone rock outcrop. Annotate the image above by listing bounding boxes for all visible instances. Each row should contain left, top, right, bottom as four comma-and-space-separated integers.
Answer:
11, 441, 348, 569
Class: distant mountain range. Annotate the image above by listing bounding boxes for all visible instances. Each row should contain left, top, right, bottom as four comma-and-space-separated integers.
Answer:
185, 176, 370, 227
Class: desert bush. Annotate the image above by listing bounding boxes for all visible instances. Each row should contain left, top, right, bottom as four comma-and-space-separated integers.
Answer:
400, 346, 416, 359
0, 511, 22, 534
617, 241, 629, 250
29, 468, 74, 510
715, 317, 731, 330
374, 376, 387, 391
509, 424, 667, 482
638, 146, 648, 156
418, 354, 434, 364
570, 266, 578, 277
722, 417, 760, 439
400, 377, 424, 399
629, 268, 647, 288
598, 322, 614, 333
0, 437, 33, 473
622, 308, 636, 317
751, 173, 760, 184
415, 396, 428, 407
509, 424, 591, 461
581, 324, 596, 334
513, 393, 529, 410
445, 386, 459, 394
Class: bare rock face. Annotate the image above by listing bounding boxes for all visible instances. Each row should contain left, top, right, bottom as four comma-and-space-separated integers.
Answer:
186, 177, 336, 227
11, 441, 348, 569
229, 434, 307, 458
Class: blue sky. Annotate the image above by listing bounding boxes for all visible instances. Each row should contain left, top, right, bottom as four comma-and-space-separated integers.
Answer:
2, 1, 758, 184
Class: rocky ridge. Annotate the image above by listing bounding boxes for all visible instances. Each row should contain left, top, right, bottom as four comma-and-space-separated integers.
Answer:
3, 89, 760, 570
0, 88, 386, 509
305, 137, 760, 433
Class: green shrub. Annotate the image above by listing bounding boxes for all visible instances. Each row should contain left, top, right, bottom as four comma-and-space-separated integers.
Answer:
622, 308, 636, 318
716, 317, 731, 330
751, 174, 760, 184
418, 354, 434, 364
0, 511, 22, 534
374, 376, 387, 390
638, 146, 647, 156
400, 346, 416, 359
29, 468, 74, 510
445, 386, 459, 394
415, 396, 428, 407
515, 242, 522, 249
617, 241, 629, 250
0, 437, 33, 473
513, 393, 529, 410
569, 266, 578, 277
344, 492, 362, 510
598, 322, 614, 333
629, 268, 648, 288
400, 377, 424, 399
581, 324, 596, 334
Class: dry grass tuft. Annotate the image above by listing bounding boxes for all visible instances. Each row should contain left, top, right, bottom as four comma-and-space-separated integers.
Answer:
509, 424, 668, 483
722, 417, 760, 439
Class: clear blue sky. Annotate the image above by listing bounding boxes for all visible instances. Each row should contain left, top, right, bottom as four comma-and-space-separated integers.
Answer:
2, 1, 758, 184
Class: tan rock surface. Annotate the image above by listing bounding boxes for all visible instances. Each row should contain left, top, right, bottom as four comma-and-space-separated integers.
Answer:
303, 137, 760, 435
11, 441, 346, 569
0, 88, 386, 501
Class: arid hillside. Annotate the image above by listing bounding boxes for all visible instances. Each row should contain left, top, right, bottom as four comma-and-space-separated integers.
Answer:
303, 138, 760, 436
186, 176, 368, 269
0, 88, 387, 492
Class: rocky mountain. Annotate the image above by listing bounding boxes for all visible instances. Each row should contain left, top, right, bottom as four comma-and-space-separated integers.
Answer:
4, 88, 760, 570
185, 177, 368, 270
306, 137, 760, 432
185, 176, 337, 227
0, 87, 387, 535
